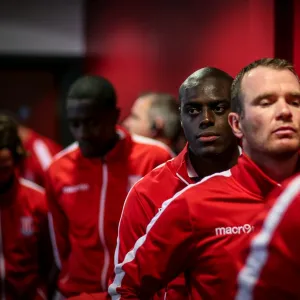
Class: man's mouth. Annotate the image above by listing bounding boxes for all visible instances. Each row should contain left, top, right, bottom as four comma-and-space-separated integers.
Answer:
197, 132, 220, 143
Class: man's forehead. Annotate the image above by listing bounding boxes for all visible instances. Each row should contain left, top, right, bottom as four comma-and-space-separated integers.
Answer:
133, 95, 153, 111
182, 79, 231, 101
242, 66, 300, 92
136, 95, 154, 105
67, 99, 105, 118
67, 98, 95, 107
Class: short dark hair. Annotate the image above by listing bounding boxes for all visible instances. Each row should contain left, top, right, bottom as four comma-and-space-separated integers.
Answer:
179, 67, 233, 103
231, 58, 298, 115
0, 115, 26, 164
148, 93, 180, 141
67, 75, 117, 109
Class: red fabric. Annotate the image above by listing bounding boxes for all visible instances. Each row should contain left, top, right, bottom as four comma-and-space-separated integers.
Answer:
111, 145, 192, 300
21, 129, 62, 187
46, 127, 173, 297
109, 154, 298, 300
68, 293, 108, 300
0, 176, 52, 299
235, 173, 300, 300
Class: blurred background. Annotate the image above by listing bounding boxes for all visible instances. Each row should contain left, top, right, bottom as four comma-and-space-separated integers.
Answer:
0, 0, 298, 146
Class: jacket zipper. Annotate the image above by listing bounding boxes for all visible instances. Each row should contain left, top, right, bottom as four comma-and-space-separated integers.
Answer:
98, 163, 110, 291
0, 211, 5, 300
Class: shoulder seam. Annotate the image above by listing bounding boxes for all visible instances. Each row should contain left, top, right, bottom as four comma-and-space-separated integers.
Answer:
52, 142, 78, 162
19, 178, 45, 193
132, 134, 175, 157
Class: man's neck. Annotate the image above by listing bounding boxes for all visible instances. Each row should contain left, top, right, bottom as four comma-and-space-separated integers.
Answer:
189, 144, 240, 179
246, 148, 299, 183
99, 133, 119, 158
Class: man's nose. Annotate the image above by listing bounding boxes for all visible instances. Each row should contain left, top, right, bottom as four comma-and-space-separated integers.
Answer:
275, 98, 293, 121
77, 125, 91, 140
199, 108, 215, 129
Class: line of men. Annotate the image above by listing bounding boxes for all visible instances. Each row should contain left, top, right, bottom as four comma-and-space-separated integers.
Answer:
0, 57, 299, 299
0, 76, 174, 299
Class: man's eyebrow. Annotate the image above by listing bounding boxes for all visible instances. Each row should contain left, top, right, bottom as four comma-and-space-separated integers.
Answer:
253, 92, 300, 103
252, 93, 274, 103
289, 92, 300, 97
184, 99, 229, 106
183, 101, 202, 106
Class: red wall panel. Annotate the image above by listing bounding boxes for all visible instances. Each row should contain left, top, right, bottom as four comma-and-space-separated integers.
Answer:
86, 0, 274, 120
0, 71, 58, 140
294, 0, 300, 73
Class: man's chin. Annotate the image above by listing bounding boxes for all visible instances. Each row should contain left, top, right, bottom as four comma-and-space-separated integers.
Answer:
193, 145, 224, 158
79, 147, 99, 158
268, 144, 300, 160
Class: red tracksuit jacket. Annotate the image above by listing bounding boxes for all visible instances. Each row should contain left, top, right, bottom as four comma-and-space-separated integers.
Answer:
0, 176, 52, 299
46, 127, 174, 297
114, 145, 196, 300
21, 129, 62, 187
236, 173, 300, 300
108, 154, 300, 300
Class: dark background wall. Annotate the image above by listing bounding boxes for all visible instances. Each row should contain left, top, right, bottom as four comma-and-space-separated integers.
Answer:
0, 0, 84, 146
0, 0, 297, 146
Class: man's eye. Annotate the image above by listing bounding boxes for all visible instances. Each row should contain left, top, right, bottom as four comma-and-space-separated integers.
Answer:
188, 108, 199, 115
291, 99, 300, 107
260, 99, 271, 107
214, 106, 225, 113
69, 121, 79, 128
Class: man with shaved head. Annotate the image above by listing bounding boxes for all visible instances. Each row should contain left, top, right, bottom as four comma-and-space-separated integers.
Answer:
105, 67, 240, 300
108, 58, 300, 300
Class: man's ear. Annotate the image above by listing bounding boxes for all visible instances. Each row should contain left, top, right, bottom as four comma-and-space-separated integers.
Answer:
151, 117, 164, 137
228, 112, 244, 139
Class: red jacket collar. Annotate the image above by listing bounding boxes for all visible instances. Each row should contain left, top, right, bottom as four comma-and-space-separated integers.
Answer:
104, 126, 132, 162
170, 144, 195, 185
231, 154, 300, 198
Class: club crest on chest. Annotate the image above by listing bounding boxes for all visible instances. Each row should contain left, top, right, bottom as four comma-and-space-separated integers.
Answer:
20, 216, 34, 237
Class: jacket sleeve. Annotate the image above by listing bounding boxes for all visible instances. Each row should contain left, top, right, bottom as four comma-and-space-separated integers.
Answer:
108, 194, 195, 299
45, 168, 71, 270
67, 292, 109, 300
115, 186, 156, 265
236, 176, 300, 300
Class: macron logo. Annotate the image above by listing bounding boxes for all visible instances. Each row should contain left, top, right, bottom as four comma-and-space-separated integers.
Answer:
62, 183, 89, 194
215, 224, 254, 236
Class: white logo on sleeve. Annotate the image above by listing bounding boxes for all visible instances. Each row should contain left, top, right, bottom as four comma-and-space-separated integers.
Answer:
215, 224, 254, 236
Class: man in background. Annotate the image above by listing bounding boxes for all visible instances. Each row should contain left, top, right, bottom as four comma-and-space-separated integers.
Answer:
123, 92, 181, 154
46, 75, 173, 298
1, 111, 62, 187
0, 115, 53, 299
